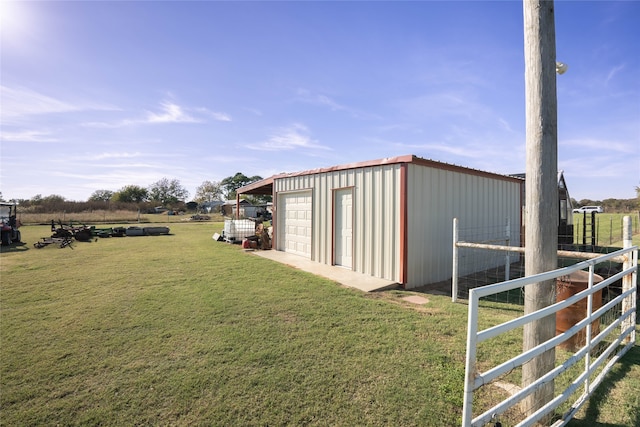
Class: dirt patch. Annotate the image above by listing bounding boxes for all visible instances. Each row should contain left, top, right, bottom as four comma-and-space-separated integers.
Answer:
401, 295, 430, 305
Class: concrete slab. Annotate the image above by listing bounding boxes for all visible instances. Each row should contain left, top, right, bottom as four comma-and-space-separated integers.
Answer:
251, 250, 398, 292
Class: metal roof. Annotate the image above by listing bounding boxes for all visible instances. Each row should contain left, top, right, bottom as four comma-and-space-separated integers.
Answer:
237, 154, 522, 196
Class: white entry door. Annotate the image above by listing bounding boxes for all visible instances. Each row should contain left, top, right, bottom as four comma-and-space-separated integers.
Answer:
334, 189, 353, 268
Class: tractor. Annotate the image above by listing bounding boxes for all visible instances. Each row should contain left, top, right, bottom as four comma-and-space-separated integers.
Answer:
0, 202, 22, 246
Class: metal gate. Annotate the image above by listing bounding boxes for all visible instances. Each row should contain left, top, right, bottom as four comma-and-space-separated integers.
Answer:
462, 246, 637, 426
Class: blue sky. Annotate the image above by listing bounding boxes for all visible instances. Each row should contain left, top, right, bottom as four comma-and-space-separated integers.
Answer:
1, 1, 638, 202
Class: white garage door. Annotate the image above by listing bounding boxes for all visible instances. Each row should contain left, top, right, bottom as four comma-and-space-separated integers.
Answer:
278, 191, 312, 258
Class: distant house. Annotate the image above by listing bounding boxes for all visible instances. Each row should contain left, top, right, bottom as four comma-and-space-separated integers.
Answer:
238, 155, 524, 289
200, 200, 224, 213
222, 199, 257, 218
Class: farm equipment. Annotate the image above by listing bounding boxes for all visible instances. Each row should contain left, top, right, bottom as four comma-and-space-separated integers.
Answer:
1, 202, 22, 246
90, 225, 120, 238
32, 220, 91, 249
35, 221, 170, 249
51, 220, 94, 242
34, 236, 73, 249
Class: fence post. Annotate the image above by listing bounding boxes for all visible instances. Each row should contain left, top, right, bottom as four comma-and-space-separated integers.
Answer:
590, 212, 596, 247
585, 264, 595, 395
452, 218, 459, 303
505, 217, 511, 282
621, 216, 634, 344
462, 290, 480, 426
609, 216, 613, 245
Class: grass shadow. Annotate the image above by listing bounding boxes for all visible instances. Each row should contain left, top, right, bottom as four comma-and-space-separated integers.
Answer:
0, 242, 30, 253
567, 344, 640, 427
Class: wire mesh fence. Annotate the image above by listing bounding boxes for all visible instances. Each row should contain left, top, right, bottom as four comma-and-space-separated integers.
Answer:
454, 219, 524, 305
453, 219, 634, 306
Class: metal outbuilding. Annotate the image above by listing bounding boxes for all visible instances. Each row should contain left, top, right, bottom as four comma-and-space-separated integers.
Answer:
238, 154, 523, 289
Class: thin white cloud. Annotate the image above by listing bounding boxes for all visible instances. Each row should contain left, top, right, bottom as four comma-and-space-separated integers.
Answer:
51, 170, 164, 185
81, 101, 231, 128
54, 150, 183, 171
605, 64, 625, 86
195, 107, 232, 122
398, 92, 492, 122
376, 123, 423, 134
562, 137, 634, 154
296, 88, 347, 112
81, 119, 135, 129
1, 85, 78, 119
93, 162, 160, 169
0, 85, 118, 124
145, 101, 200, 123
201, 154, 258, 164
560, 155, 636, 179
409, 142, 478, 158
92, 152, 143, 160
247, 124, 332, 152
497, 117, 514, 132
210, 111, 232, 122
0, 129, 58, 142
295, 88, 379, 120
413, 57, 490, 89
243, 107, 263, 116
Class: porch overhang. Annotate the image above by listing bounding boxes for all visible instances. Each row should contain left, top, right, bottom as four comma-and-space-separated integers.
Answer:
237, 176, 274, 196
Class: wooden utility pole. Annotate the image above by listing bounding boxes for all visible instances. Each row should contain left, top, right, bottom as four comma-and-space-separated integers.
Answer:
522, 0, 558, 419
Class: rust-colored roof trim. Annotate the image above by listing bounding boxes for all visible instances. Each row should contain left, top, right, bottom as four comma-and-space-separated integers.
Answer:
270, 154, 415, 179
409, 156, 523, 183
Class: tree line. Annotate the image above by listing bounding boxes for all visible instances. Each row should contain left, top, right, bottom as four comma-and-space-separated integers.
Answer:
570, 186, 640, 212
2, 178, 637, 213
0, 173, 270, 213
572, 196, 639, 213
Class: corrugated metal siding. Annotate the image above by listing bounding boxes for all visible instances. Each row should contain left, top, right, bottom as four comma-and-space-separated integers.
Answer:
274, 164, 402, 282
405, 164, 522, 288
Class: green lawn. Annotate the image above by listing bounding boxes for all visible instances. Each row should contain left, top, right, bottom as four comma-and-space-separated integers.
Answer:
1, 223, 638, 426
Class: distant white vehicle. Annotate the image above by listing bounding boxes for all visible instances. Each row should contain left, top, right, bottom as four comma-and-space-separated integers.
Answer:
572, 206, 603, 214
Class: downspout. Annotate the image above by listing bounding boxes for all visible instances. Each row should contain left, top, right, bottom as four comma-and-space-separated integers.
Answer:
236, 193, 240, 220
